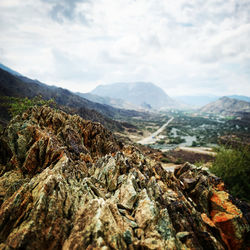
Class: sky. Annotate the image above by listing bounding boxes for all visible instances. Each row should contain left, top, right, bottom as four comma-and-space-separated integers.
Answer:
0, 0, 250, 97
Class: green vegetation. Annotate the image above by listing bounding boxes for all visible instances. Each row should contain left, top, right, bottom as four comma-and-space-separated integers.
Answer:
160, 111, 247, 147
126, 110, 248, 150
225, 116, 235, 120
169, 137, 185, 144
210, 146, 250, 201
194, 160, 205, 167
2, 96, 55, 117
156, 140, 165, 145
160, 157, 171, 163
147, 127, 154, 132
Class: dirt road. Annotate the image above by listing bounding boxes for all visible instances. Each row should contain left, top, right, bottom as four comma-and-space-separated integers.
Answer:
138, 117, 174, 145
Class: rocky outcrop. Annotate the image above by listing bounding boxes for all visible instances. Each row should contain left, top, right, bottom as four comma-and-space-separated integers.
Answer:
0, 106, 249, 249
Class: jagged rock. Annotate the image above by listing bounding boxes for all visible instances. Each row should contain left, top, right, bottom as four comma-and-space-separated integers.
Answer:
63, 198, 132, 249
0, 106, 249, 249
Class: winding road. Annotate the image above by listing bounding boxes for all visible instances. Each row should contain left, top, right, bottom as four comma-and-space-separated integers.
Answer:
138, 117, 174, 145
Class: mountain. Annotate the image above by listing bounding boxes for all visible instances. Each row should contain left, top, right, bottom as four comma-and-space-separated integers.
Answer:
91, 82, 178, 109
174, 95, 219, 108
0, 68, 146, 131
200, 96, 250, 116
0, 105, 249, 249
227, 95, 250, 103
174, 95, 250, 108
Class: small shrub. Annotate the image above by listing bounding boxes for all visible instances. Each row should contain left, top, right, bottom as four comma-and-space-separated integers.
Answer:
160, 157, 170, 163
211, 146, 220, 153
194, 160, 208, 168
157, 140, 165, 145
169, 137, 185, 144
210, 146, 250, 201
2, 96, 55, 117
175, 158, 183, 164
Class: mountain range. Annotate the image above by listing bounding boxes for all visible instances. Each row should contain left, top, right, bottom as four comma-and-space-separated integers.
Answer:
0, 63, 250, 119
0, 67, 147, 131
85, 83, 250, 110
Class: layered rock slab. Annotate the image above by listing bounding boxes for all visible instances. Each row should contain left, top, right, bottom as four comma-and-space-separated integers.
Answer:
0, 106, 249, 249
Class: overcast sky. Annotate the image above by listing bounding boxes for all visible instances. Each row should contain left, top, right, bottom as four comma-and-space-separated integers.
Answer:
0, 0, 250, 97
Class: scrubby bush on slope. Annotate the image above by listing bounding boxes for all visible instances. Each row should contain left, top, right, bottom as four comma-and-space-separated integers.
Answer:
210, 146, 250, 201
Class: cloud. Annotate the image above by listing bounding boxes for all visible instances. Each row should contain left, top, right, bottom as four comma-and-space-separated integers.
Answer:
0, 48, 4, 57
0, 0, 249, 96
51, 49, 103, 82
41, 0, 90, 24
192, 23, 250, 64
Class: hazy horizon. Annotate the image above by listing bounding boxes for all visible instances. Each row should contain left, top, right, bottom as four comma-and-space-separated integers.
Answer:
0, 0, 250, 96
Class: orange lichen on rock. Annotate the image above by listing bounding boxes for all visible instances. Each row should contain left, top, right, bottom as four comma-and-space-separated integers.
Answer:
211, 190, 241, 217
201, 213, 216, 227
210, 189, 247, 250
216, 182, 225, 191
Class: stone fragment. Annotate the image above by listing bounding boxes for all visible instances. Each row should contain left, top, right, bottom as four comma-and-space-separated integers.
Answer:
116, 173, 137, 210
135, 189, 156, 229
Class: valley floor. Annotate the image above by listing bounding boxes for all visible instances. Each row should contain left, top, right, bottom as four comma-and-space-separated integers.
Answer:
120, 109, 249, 166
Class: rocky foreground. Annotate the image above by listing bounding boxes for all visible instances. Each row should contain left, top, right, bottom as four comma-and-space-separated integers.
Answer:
0, 106, 249, 249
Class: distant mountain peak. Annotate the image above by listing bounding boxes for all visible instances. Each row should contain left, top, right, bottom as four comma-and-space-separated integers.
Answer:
91, 82, 178, 109
200, 96, 250, 115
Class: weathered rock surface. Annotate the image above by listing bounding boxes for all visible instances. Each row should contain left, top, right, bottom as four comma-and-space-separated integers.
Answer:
0, 106, 249, 249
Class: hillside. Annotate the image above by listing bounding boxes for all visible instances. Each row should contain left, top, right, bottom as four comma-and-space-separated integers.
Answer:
76, 92, 139, 110
0, 68, 146, 131
91, 82, 178, 109
200, 96, 250, 116
0, 63, 22, 76
0, 105, 249, 249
